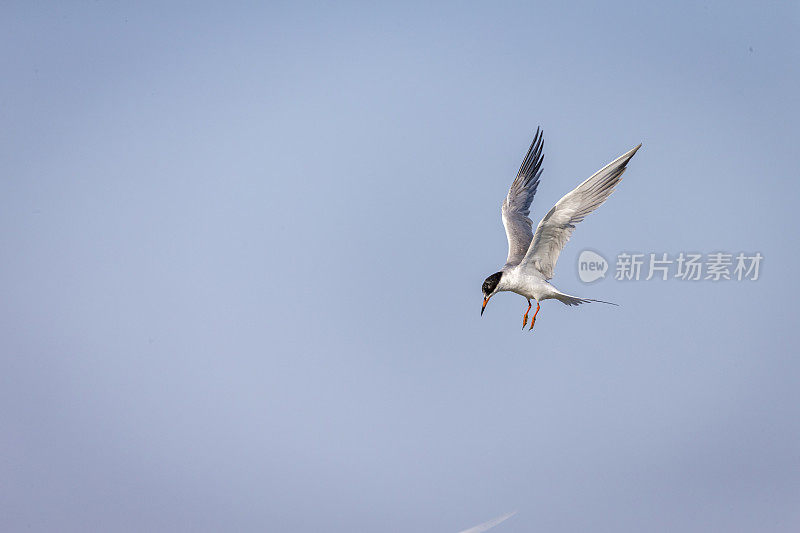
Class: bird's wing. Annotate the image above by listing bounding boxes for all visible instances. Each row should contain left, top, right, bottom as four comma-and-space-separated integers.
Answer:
521, 143, 641, 279
500, 129, 544, 269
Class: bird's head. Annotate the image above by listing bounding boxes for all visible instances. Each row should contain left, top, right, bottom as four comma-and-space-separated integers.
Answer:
481, 271, 503, 316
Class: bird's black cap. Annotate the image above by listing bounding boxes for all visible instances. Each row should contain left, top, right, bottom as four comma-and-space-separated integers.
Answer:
482, 272, 503, 296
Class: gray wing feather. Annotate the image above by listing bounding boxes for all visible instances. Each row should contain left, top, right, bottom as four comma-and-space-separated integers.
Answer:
501, 129, 544, 268
522, 143, 641, 279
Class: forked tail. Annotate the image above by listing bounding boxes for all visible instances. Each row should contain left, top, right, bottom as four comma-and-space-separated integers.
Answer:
552, 291, 619, 307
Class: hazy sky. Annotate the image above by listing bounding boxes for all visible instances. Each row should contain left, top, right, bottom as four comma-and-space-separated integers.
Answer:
2, 2, 799, 532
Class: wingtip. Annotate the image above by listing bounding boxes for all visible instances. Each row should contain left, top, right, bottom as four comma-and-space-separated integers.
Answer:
457, 511, 518, 533
619, 143, 642, 163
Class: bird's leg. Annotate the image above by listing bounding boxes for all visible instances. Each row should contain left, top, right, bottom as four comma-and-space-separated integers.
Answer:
522, 299, 532, 329
528, 301, 540, 331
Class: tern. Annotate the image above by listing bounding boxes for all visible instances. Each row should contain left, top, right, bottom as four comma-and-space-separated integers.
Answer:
480, 129, 641, 330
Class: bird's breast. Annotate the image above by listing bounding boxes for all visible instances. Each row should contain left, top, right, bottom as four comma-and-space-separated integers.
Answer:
503, 269, 548, 300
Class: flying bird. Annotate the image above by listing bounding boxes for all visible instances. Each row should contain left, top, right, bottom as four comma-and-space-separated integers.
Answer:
481, 129, 641, 330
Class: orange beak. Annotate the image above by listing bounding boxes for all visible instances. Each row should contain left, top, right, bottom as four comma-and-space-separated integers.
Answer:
481, 296, 490, 316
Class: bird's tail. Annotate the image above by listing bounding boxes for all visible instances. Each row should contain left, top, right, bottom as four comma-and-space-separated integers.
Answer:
552, 291, 619, 307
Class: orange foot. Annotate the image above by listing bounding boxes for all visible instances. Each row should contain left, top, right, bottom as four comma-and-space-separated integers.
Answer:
528, 302, 540, 331
522, 300, 532, 329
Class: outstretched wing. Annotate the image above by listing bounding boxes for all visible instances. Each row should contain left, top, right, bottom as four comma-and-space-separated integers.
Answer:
501, 128, 544, 268
522, 143, 641, 279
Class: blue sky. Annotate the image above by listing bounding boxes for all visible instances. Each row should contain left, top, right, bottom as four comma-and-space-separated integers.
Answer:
2, 2, 799, 531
